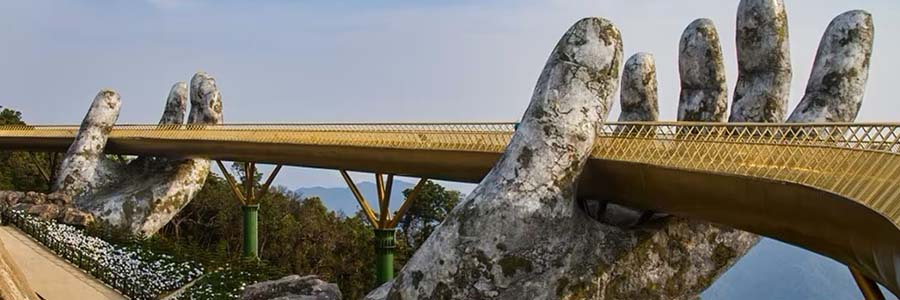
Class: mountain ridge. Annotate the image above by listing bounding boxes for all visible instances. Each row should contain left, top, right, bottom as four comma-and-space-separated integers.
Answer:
296, 180, 416, 215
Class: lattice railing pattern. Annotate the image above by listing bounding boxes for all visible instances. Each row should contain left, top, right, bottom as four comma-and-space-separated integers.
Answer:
1, 122, 899, 226
595, 122, 900, 225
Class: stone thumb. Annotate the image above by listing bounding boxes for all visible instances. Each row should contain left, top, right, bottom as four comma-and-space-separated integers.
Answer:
53, 89, 121, 199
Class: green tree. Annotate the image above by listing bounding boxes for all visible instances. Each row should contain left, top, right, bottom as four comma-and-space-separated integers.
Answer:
159, 173, 379, 298
394, 180, 461, 262
0, 107, 24, 125
160, 174, 241, 249
159, 174, 463, 298
0, 106, 54, 192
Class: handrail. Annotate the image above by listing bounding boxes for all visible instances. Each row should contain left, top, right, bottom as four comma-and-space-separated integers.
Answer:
2, 121, 900, 293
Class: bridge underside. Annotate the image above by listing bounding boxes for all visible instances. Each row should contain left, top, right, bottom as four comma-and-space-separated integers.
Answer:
582, 160, 900, 294
1, 135, 898, 294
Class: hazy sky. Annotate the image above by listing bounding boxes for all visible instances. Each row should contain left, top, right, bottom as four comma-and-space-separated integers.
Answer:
1, 0, 898, 191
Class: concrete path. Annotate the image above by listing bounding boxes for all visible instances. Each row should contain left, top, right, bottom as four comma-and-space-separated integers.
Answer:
0, 226, 126, 300
0, 233, 36, 300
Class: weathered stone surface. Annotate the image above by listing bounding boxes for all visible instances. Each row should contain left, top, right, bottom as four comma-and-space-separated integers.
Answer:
25, 191, 45, 205
46, 192, 72, 206
579, 21, 760, 297
26, 204, 61, 220
787, 10, 873, 123
367, 17, 623, 300
242, 275, 342, 300
730, 0, 791, 123
0, 191, 96, 226
618, 53, 658, 122
53, 90, 121, 199
189, 72, 224, 124
161, 82, 188, 125
59, 207, 95, 227
72, 73, 221, 235
1, 191, 25, 206
591, 220, 757, 298
678, 19, 728, 122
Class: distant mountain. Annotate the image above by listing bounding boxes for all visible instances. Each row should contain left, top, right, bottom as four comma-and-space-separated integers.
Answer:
296, 180, 417, 215
702, 238, 897, 300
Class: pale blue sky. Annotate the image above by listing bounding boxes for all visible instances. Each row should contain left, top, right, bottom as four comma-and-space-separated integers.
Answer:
2, 1, 899, 297
1, 0, 898, 190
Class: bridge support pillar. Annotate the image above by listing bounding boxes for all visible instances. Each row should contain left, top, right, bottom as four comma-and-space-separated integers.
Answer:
374, 228, 396, 284
851, 267, 886, 300
340, 170, 427, 285
217, 160, 282, 260
242, 204, 260, 259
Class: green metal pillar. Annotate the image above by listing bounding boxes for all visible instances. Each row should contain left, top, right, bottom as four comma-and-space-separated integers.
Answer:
374, 228, 396, 284
242, 204, 260, 259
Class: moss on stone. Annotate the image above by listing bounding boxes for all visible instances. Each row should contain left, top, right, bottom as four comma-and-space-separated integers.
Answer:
498, 255, 533, 277
556, 277, 570, 297
431, 282, 452, 300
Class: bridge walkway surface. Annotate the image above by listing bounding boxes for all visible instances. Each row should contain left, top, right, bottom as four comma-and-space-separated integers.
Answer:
0, 226, 125, 300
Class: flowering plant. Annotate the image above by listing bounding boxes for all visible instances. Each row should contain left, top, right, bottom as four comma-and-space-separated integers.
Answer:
2, 210, 204, 300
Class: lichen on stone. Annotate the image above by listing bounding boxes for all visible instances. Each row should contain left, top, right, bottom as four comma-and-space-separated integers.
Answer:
730, 0, 791, 123
618, 53, 658, 122
53, 90, 122, 199
678, 19, 728, 122
787, 10, 873, 123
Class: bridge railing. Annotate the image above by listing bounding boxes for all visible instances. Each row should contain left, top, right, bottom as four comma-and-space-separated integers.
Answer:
4, 121, 900, 152
595, 122, 900, 224
2, 122, 900, 225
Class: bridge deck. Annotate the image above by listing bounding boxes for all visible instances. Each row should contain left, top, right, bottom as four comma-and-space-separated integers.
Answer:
0, 122, 898, 294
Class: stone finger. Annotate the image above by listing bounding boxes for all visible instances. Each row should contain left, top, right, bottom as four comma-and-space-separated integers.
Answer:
188, 72, 224, 125
730, 0, 791, 123
618, 52, 658, 122
159, 82, 188, 125
588, 52, 659, 227
53, 89, 121, 200
679, 18, 728, 122
787, 10, 873, 123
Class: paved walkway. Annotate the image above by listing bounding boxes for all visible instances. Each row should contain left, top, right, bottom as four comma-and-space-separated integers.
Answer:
0, 226, 125, 300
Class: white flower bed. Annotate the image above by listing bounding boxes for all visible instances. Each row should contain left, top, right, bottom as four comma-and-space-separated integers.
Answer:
2, 209, 204, 300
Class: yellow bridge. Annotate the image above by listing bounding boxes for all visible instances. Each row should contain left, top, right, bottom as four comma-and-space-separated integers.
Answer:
1, 122, 899, 295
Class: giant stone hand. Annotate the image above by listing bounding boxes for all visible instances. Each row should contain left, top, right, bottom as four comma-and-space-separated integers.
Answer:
368, 1, 874, 299
583, 4, 873, 299
53, 72, 223, 235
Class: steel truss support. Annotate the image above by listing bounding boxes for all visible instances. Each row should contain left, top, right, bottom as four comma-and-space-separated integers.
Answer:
25, 152, 60, 190
216, 160, 282, 259
339, 170, 427, 284
851, 267, 886, 300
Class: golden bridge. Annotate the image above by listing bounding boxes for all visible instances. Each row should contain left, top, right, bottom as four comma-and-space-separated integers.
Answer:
1, 121, 899, 296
